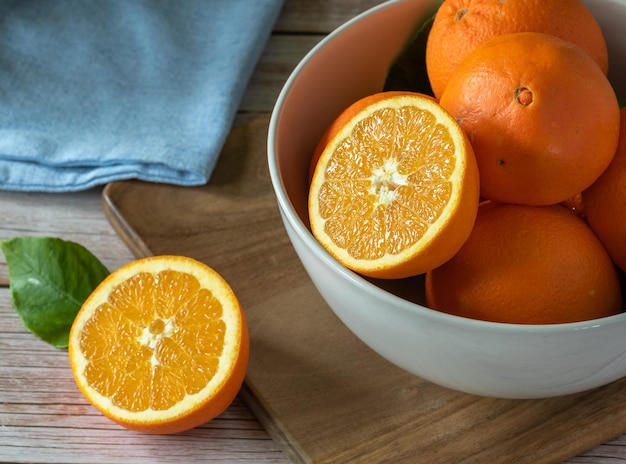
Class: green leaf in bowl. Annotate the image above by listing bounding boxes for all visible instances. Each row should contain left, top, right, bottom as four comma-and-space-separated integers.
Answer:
383, 1, 443, 95
1, 236, 110, 348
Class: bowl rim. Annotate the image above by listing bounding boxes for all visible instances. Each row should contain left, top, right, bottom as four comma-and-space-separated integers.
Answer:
266, 0, 626, 336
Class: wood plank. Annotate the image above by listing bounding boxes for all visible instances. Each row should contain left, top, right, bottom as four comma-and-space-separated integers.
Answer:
0, 189, 132, 274
0, 425, 286, 464
102, 115, 626, 464
240, 35, 323, 114
275, 0, 385, 33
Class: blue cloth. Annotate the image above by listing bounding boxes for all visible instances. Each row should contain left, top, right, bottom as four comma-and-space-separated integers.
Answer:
0, 0, 283, 192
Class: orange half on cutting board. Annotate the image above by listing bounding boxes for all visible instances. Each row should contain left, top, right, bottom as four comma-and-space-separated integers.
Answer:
68, 255, 249, 434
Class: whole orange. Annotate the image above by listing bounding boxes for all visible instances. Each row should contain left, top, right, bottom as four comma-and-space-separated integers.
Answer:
583, 107, 626, 272
426, 0, 609, 98
425, 201, 623, 325
439, 32, 620, 206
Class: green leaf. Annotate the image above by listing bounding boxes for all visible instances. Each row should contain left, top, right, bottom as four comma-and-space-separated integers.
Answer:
383, 1, 443, 95
0, 237, 110, 348
619, 96, 626, 108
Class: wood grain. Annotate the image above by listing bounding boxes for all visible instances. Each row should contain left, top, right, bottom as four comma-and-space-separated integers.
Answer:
275, 0, 386, 33
102, 115, 626, 464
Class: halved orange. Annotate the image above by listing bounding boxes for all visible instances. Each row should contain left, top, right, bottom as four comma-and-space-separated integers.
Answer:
308, 92, 480, 279
68, 255, 249, 434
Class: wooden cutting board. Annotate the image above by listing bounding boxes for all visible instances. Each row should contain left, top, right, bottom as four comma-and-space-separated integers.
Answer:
102, 115, 626, 464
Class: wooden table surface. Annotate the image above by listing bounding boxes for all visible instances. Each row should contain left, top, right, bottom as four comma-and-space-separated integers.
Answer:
1, 1, 625, 462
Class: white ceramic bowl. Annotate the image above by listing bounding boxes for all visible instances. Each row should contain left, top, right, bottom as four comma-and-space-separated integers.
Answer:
267, 0, 626, 399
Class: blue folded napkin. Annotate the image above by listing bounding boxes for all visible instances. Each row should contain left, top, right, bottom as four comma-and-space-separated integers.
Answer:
0, 0, 283, 192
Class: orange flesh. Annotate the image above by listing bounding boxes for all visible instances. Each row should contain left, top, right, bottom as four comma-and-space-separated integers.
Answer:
79, 270, 225, 412
317, 106, 456, 260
